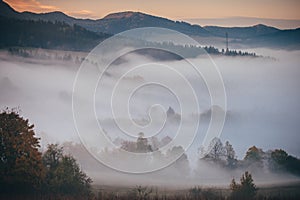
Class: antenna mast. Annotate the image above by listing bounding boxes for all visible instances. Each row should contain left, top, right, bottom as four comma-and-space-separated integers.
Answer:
226, 32, 228, 52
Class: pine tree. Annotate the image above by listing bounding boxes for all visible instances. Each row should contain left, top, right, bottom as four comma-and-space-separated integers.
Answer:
230, 171, 257, 200
225, 141, 237, 169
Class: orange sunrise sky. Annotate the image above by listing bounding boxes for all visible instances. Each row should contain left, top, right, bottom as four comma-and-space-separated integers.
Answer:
4, 0, 300, 20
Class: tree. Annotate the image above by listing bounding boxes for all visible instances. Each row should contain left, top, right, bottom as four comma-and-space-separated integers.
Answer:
285, 155, 300, 176
42, 144, 63, 170
53, 156, 92, 196
225, 141, 237, 169
269, 149, 300, 175
121, 140, 137, 152
120, 132, 153, 153
240, 171, 257, 197
136, 132, 152, 153
271, 149, 288, 164
244, 146, 264, 168
42, 144, 92, 198
230, 171, 257, 200
0, 109, 44, 193
270, 149, 288, 171
244, 146, 263, 161
204, 137, 225, 162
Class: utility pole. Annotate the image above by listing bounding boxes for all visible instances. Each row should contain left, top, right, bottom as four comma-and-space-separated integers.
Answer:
226, 32, 229, 53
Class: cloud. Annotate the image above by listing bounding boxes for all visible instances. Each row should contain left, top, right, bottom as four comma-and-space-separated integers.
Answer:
5, 0, 97, 19
66, 10, 98, 19
4, 0, 58, 13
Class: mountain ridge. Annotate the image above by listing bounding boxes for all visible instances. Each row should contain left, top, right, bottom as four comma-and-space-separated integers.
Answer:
1, 0, 298, 33
0, 1, 210, 36
204, 24, 280, 38
0, 1, 287, 36
103, 11, 138, 19
0, 0, 299, 49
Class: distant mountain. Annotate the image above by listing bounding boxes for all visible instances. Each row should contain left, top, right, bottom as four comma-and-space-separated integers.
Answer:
242, 28, 300, 49
204, 24, 280, 39
0, 1, 209, 36
95, 11, 210, 36
185, 17, 300, 30
0, 0, 299, 50
203, 24, 300, 49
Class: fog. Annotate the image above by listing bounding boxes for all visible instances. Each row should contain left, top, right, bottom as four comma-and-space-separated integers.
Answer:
0, 47, 300, 186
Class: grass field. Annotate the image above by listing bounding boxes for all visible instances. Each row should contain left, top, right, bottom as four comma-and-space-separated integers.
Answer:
91, 182, 300, 200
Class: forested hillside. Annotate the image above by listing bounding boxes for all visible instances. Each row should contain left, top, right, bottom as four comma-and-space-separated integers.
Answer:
0, 16, 110, 51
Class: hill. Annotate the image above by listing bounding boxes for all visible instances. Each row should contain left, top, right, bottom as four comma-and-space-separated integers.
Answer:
0, 16, 109, 51
0, 1, 209, 36
0, 0, 299, 49
204, 24, 280, 38
243, 28, 300, 49
95, 11, 210, 35
203, 24, 300, 49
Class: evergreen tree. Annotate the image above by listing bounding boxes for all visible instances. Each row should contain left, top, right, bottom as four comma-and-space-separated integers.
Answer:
225, 141, 237, 169
230, 171, 257, 200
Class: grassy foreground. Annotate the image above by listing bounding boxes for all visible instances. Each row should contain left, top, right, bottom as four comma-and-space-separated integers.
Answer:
92, 182, 300, 200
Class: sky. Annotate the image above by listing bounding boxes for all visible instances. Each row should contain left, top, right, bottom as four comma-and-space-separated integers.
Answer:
4, 0, 300, 21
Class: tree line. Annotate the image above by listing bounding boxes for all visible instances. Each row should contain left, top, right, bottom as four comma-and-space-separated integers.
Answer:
0, 16, 109, 51
1, 108, 300, 199
111, 133, 300, 177
200, 137, 300, 176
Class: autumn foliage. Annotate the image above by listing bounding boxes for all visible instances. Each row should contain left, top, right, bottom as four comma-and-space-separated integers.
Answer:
0, 109, 92, 199
0, 109, 44, 193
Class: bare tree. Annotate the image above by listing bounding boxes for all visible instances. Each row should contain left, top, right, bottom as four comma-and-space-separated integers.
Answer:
205, 137, 225, 162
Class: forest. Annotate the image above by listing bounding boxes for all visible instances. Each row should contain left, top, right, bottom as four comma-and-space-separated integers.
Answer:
0, 16, 110, 51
